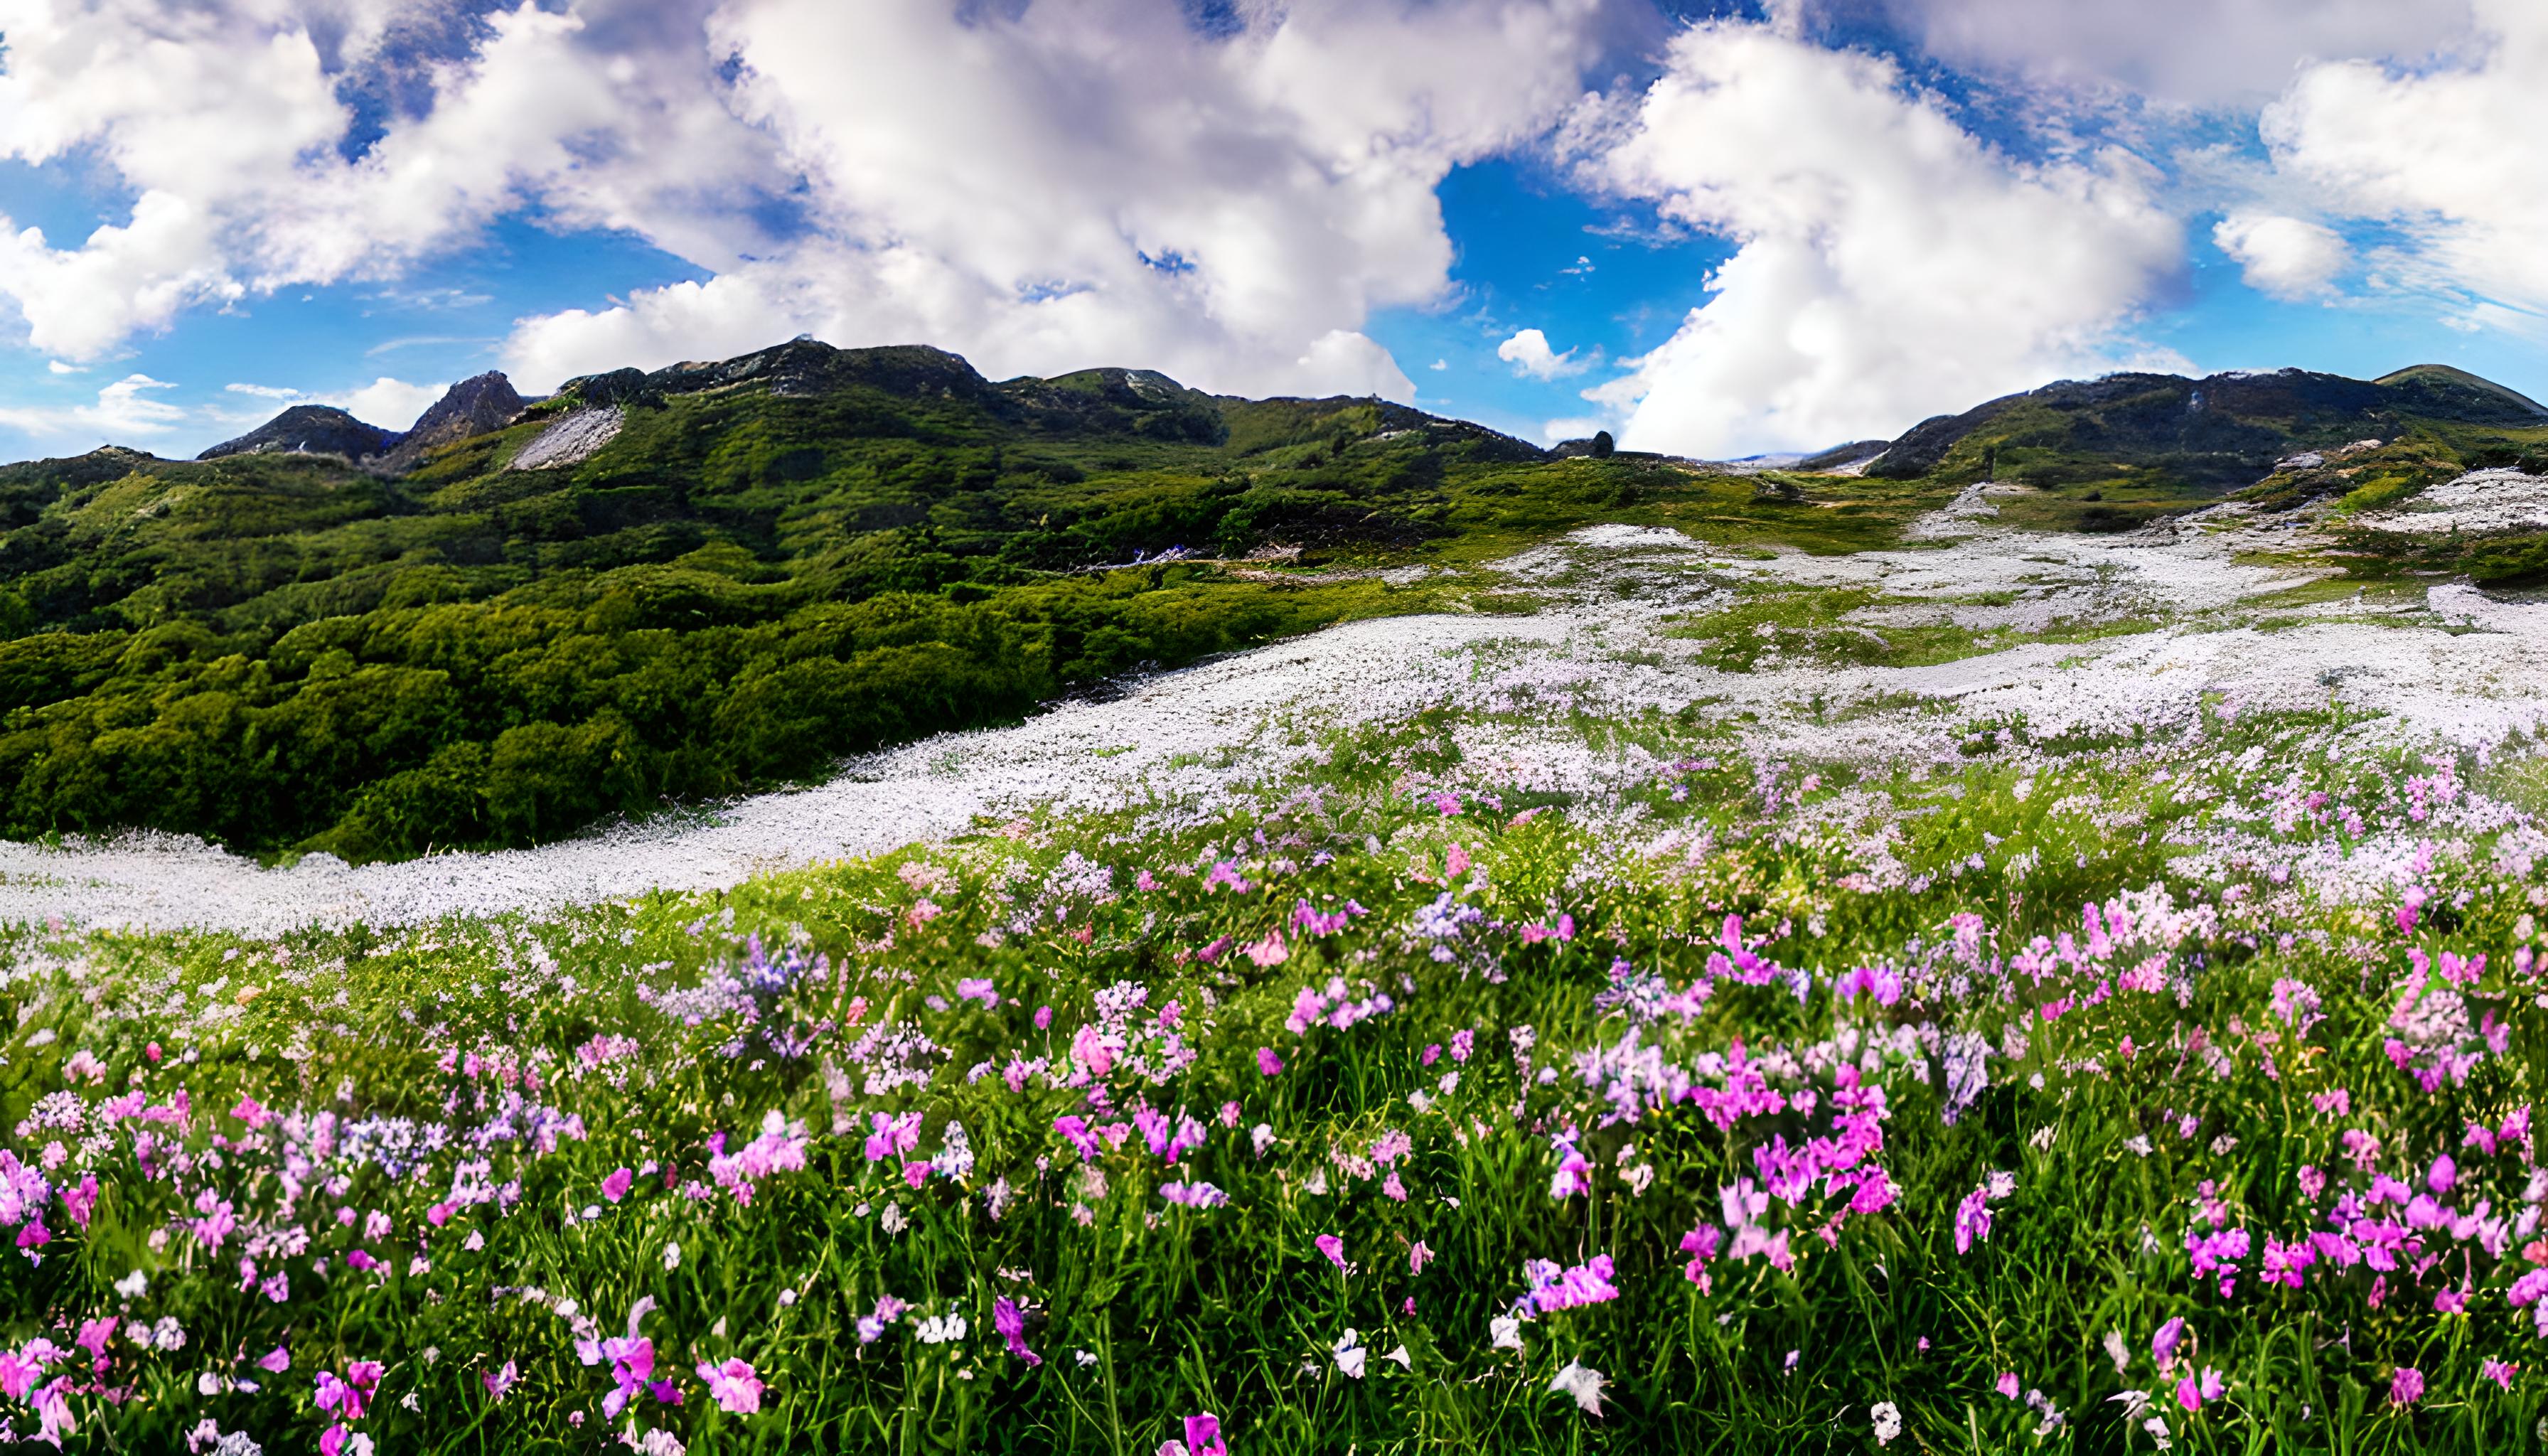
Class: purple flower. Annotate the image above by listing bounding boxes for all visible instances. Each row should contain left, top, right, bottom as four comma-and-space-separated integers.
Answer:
994, 1297, 1042, 1367
1952, 1185, 1993, 1253
1184, 1413, 1228, 1455
2391, 1366, 2424, 1406
2175, 1367, 2225, 1411
698, 1356, 765, 1414
2151, 1317, 2184, 1371
484, 1360, 519, 1400
575, 1297, 659, 1419
601, 1167, 633, 1203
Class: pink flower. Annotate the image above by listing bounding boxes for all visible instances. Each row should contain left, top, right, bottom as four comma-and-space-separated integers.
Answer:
60, 1174, 97, 1228
1995, 1372, 2019, 1400
258, 1345, 291, 1373
697, 1356, 764, 1414
601, 1167, 633, 1203
1034, 1005, 1054, 1030
2175, 1368, 2225, 1411
1257, 1047, 1283, 1077
2391, 1366, 2424, 1406
1184, 1413, 1228, 1456
1315, 1234, 1347, 1271
576, 1297, 660, 1419
315, 1360, 383, 1421
994, 1297, 1042, 1367
2484, 1360, 2518, 1391
1409, 1241, 1434, 1275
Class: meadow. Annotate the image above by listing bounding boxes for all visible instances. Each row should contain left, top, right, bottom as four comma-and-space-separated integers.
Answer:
6, 643, 2547, 1452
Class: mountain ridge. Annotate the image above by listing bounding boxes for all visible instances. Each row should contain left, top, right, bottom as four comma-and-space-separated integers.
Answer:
168, 345, 2547, 494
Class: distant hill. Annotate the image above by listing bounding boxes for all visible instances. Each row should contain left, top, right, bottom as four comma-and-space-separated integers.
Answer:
1859, 365, 2548, 487
198, 404, 404, 463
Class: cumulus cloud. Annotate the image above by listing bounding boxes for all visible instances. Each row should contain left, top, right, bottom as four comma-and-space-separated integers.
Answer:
0, 372, 183, 438
1497, 328, 1590, 380
1867, 0, 2473, 107
0, 0, 832, 360
2261, 0, 2548, 323
1570, 21, 2183, 458
503, 0, 1618, 397
0, 0, 1623, 402
228, 376, 446, 430
2212, 211, 2349, 299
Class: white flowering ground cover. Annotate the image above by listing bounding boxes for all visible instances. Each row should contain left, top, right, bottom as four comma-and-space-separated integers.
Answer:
9, 488, 2548, 1451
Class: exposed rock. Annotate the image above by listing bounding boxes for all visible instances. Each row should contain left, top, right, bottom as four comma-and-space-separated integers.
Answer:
509, 408, 623, 471
197, 405, 400, 463
375, 372, 526, 473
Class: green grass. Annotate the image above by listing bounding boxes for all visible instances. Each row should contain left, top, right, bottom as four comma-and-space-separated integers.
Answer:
4, 702, 2544, 1452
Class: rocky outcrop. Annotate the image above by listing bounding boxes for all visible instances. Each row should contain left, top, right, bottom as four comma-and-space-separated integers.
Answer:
197, 405, 400, 463
373, 372, 525, 473
508, 408, 623, 471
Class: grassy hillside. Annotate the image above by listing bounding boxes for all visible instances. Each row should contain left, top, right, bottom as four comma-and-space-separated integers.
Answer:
0, 343, 1947, 863
3, 343, 2542, 863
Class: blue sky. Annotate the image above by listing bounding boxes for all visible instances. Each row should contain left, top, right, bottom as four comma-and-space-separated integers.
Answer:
1, 0, 2540, 463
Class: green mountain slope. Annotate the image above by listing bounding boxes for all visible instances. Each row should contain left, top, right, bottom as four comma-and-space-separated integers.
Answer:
1859, 364, 2548, 531
0, 342, 1745, 862
3, 341, 2542, 862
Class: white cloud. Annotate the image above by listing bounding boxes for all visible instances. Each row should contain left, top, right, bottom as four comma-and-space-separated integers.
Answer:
0, 0, 1622, 403
2261, 0, 2548, 323
1497, 328, 1590, 379
1541, 414, 1607, 443
2212, 211, 2349, 299
0, 372, 183, 438
502, 0, 1617, 397
1570, 21, 2183, 457
223, 376, 446, 430
1870, 0, 2473, 107
0, 0, 810, 361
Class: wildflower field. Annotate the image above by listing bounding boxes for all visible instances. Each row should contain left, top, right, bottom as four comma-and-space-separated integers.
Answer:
11, 493, 2548, 1453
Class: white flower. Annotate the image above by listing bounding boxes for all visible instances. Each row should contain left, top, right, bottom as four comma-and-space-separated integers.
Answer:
198, 1371, 225, 1396
1489, 1316, 1524, 1351
1871, 1400, 1902, 1445
662, 1242, 681, 1271
1548, 1359, 1606, 1415
1250, 1124, 1275, 1156
1383, 1344, 1412, 1370
882, 1202, 908, 1234
2142, 1415, 2173, 1450
114, 1269, 149, 1299
915, 1313, 968, 1344
1332, 1328, 1366, 1379
2102, 1329, 2129, 1374
2111, 1388, 2153, 1420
